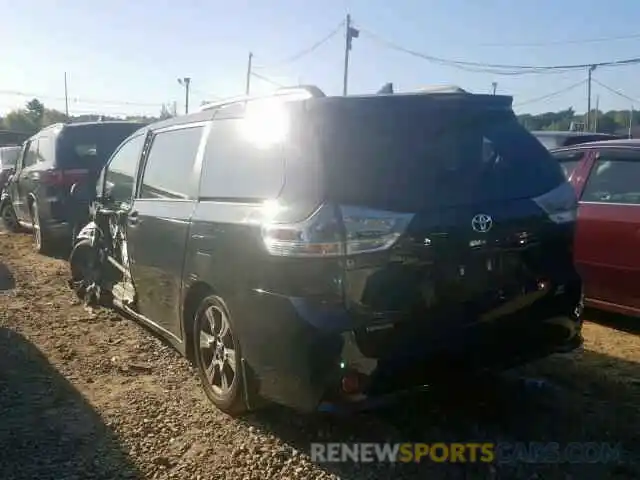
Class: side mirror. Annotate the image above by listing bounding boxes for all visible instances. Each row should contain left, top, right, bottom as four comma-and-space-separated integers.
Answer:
103, 181, 114, 199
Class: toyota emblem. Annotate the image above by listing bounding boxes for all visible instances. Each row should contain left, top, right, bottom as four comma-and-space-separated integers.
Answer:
471, 214, 493, 233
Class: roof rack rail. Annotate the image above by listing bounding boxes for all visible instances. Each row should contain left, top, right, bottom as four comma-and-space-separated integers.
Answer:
274, 85, 326, 98
199, 85, 325, 112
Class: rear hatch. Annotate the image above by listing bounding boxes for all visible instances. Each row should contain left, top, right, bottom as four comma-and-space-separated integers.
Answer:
313, 94, 577, 339
56, 122, 144, 189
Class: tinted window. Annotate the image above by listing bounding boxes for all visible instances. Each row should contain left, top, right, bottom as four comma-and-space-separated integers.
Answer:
139, 126, 204, 199
552, 150, 586, 179
23, 140, 38, 167
582, 152, 640, 204
0, 147, 20, 168
104, 134, 145, 205
317, 99, 564, 211
57, 123, 143, 170
199, 114, 285, 200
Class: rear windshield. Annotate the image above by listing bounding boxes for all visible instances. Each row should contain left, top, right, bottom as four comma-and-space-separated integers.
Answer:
0, 147, 20, 168
57, 123, 144, 169
317, 99, 565, 211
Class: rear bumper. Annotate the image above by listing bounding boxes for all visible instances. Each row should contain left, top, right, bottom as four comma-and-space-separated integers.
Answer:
42, 220, 72, 239
232, 279, 583, 413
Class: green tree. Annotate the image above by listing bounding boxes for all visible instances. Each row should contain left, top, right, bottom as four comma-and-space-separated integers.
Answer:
26, 98, 45, 124
517, 106, 636, 134
42, 108, 68, 127
2, 109, 39, 135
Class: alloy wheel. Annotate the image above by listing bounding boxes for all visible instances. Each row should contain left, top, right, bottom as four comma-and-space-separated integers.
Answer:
198, 305, 237, 396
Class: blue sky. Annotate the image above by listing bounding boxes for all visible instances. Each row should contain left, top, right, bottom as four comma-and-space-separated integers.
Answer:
2, 0, 640, 118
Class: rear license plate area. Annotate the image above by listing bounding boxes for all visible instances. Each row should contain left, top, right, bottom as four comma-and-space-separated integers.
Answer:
437, 252, 521, 300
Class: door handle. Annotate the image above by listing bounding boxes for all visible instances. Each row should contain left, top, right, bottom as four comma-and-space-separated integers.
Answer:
128, 210, 140, 226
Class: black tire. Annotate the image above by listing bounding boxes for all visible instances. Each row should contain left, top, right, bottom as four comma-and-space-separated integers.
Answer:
193, 295, 248, 416
69, 239, 106, 307
30, 201, 51, 254
0, 202, 20, 233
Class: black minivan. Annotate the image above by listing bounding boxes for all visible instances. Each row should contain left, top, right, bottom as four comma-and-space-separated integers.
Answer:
69, 86, 583, 415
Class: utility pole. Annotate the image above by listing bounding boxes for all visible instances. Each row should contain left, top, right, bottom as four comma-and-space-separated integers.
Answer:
491, 82, 497, 95
64, 72, 69, 119
594, 95, 600, 132
630, 105, 634, 139
178, 77, 191, 114
342, 14, 359, 96
245, 52, 253, 95
586, 65, 596, 131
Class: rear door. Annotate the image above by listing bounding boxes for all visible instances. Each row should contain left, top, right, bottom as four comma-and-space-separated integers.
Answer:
126, 123, 205, 339
12, 139, 39, 221
315, 97, 574, 329
574, 148, 640, 309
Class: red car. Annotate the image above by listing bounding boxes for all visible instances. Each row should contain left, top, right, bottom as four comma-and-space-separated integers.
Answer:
552, 139, 640, 317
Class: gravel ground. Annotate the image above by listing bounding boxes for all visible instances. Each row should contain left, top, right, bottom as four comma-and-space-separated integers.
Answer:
1, 231, 639, 479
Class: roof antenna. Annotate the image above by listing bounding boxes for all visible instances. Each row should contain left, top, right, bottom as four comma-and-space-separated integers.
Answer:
377, 82, 393, 94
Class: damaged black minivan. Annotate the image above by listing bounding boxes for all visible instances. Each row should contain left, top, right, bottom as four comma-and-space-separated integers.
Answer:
69, 86, 583, 415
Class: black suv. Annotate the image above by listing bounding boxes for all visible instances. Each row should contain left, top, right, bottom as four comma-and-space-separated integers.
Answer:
0, 121, 145, 252
68, 86, 583, 415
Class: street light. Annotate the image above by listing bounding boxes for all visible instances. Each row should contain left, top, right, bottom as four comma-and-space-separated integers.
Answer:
177, 77, 191, 114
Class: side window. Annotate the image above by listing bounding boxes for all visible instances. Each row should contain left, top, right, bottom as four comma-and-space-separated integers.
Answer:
581, 152, 640, 204
104, 134, 145, 205
551, 150, 586, 179
199, 113, 286, 200
139, 126, 204, 199
23, 140, 39, 168
37, 136, 52, 163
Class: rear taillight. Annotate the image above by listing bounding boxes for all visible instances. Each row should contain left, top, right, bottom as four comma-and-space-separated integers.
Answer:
39, 169, 88, 187
261, 203, 414, 257
533, 181, 577, 224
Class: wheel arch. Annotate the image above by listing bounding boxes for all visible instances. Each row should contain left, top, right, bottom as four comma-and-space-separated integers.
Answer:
26, 193, 38, 215
182, 280, 216, 362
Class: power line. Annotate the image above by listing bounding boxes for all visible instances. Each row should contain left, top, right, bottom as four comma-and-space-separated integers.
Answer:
0, 89, 163, 107
190, 87, 221, 101
592, 79, 640, 104
513, 79, 587, 108
254, 20, 345, 70
477, 32, 640, 48
250, 72, 286, 88
358, 27, 640, 75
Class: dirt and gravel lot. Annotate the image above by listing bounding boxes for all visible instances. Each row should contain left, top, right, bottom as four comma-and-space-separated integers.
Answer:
1, 231, 639, 480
